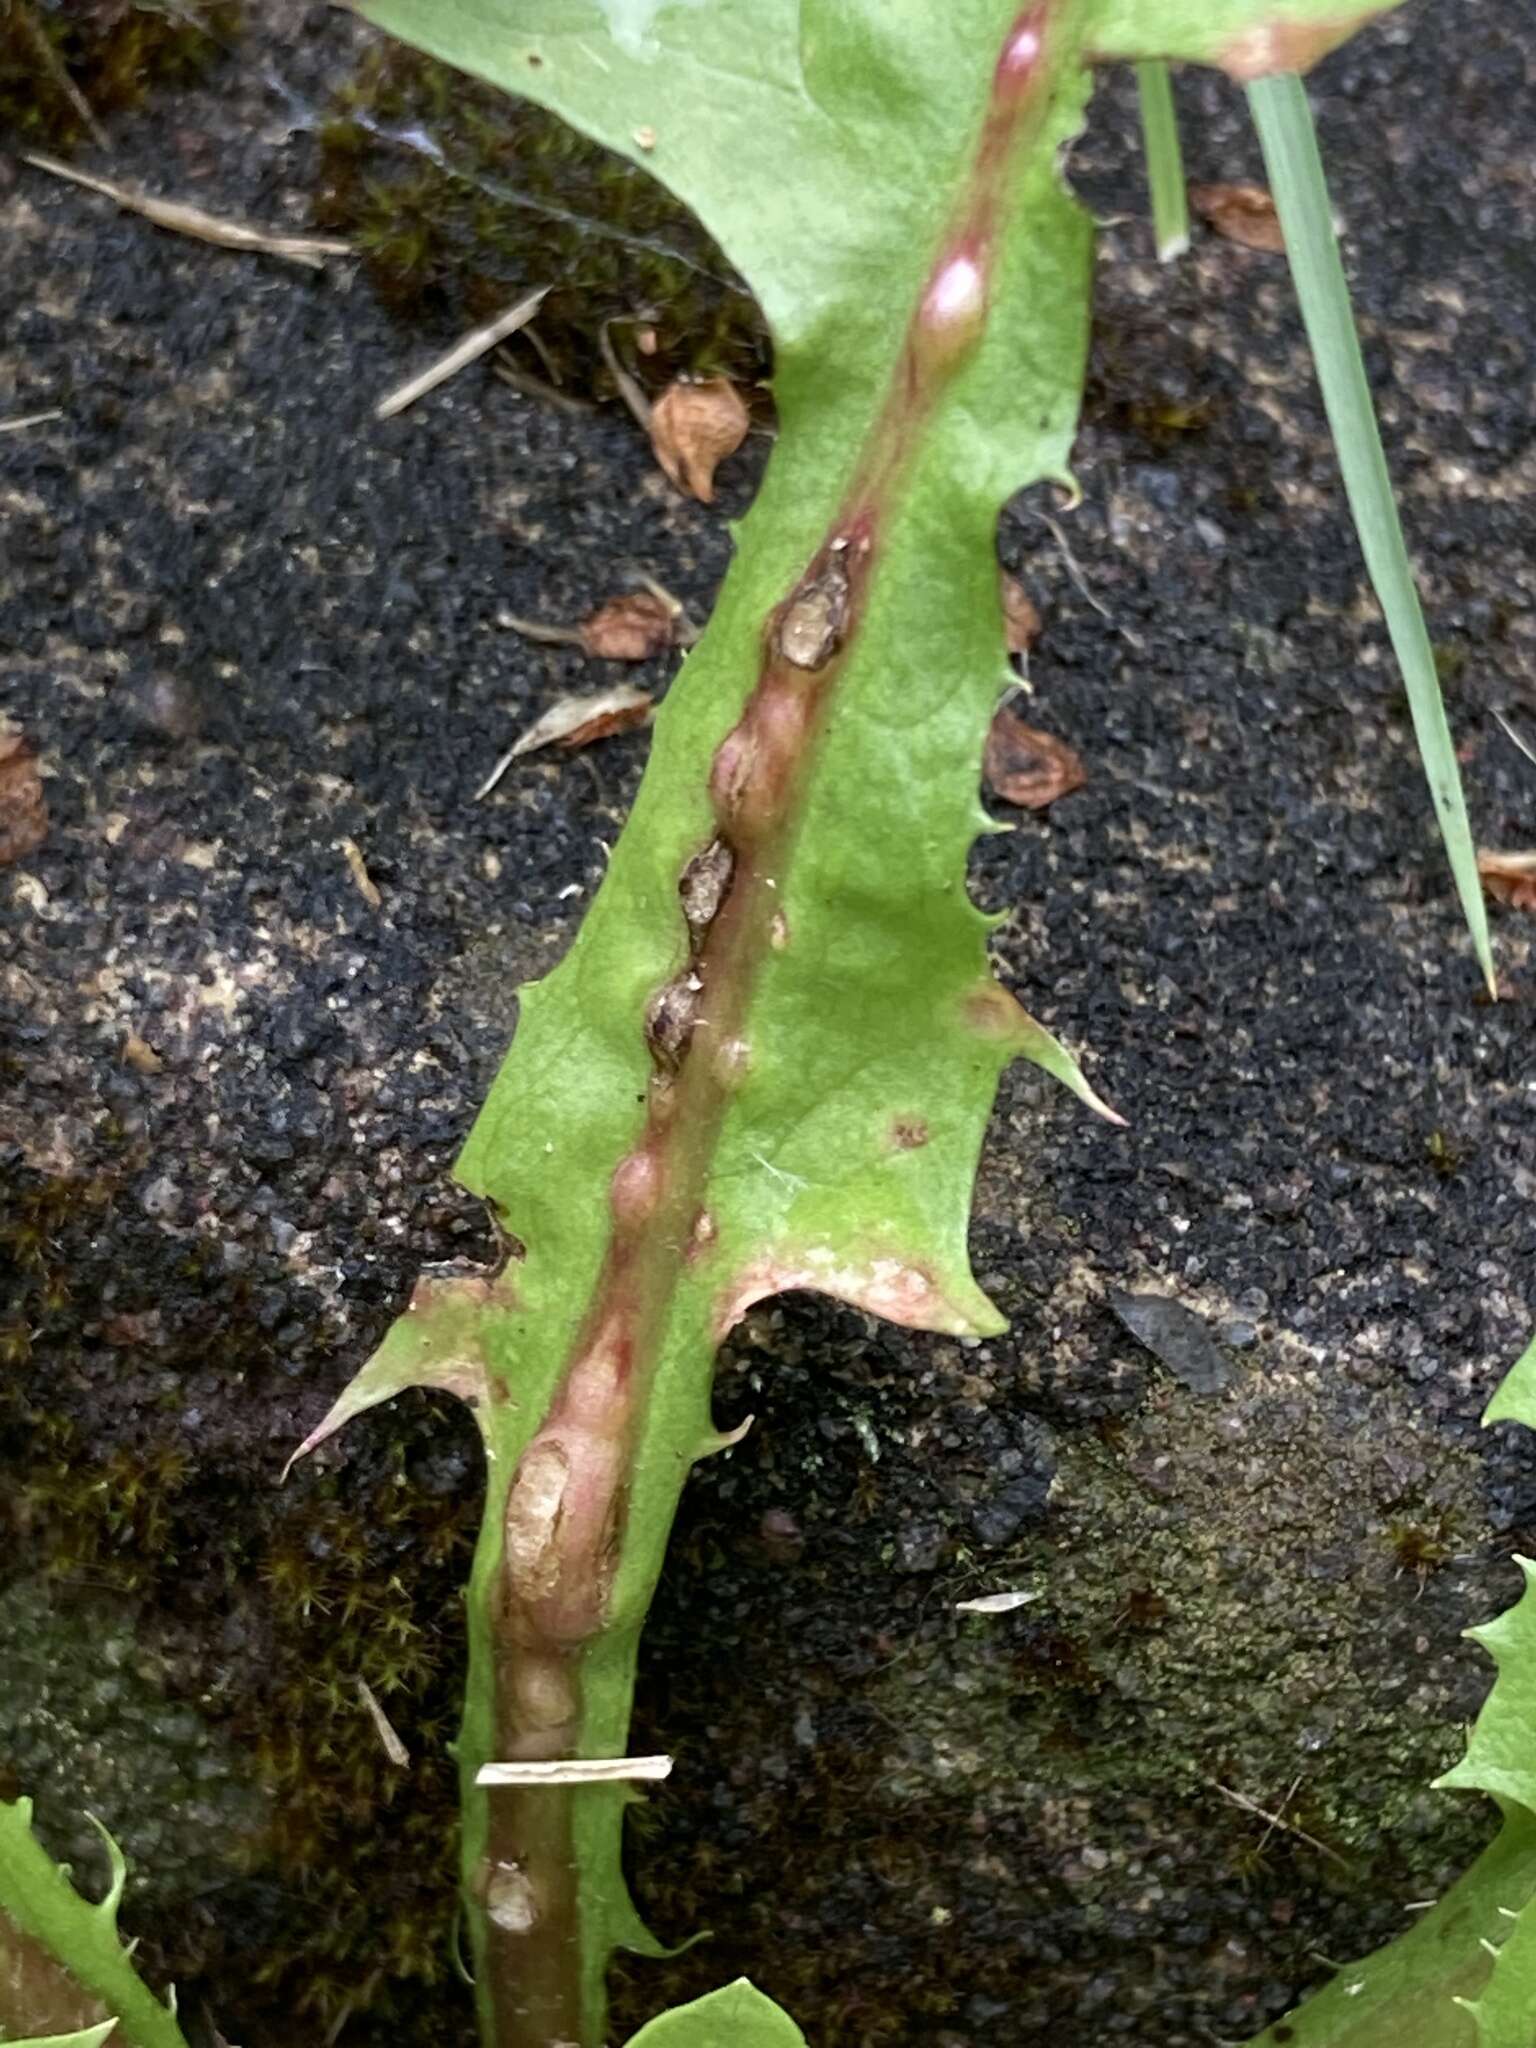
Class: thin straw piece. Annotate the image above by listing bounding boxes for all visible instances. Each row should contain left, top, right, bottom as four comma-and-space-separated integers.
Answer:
23, 153, 351, 269
376, 288, 550, 420
476, 1755, 673, 1787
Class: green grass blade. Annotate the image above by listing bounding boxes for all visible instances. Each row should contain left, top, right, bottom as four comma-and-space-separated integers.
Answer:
1246, 70, 1495, 996
1135, 60, 1189, 260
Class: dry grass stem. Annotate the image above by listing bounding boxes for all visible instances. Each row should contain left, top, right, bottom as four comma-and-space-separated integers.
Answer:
598, 318, 655, 432
376, 287, 550, 420
12, 6, 107, 148
493, 354, 596, 416
1204, 1775, 1349, 1870
338, 837, 383, 909
0, 410, 64, 434
497, 613, 587, 647
23, 153, 352, 268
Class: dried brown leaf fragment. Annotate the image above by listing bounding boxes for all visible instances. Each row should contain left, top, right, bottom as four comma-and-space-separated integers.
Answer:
475, 685, 654, 800
1477, 849, 1536, 911
649, 377, 749, 502
984, 707, 1085, 810
1190, 181, 1285, 253
999, 571, 1042, 654
123, 1030, 165, 1075
579, 590, 678, 661
0, 725, 47, 865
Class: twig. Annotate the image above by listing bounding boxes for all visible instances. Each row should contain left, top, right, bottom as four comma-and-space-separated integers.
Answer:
493, 355, 596, 417
1034, 509, 1145, 651
497, 612, 586, 647
476, 1755, 672, 1786
12, 5, 107, 149
1204, 1775, 1350, 1870
1494, 707, 1536, 773
634, 572, 701, 647
598, 317, 654, 433
22, 153, 351, 269
376, 287, 550, 420
0, 410, 63, 434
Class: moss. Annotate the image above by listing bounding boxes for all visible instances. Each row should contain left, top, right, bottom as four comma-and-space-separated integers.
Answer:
0, 0, 240, 153
1, 1161, 478, 2041
311, 44, 768, 400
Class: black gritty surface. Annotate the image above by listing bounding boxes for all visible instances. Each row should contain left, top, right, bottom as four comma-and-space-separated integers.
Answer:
3, 4, 1536, 2045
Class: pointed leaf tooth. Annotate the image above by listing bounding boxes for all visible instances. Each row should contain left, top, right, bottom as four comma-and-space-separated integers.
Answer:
284, 1262, 515, 1476
692, 1414, 754, 1463
1484, 1335, 1536, 1430
969, 981, 1124, 1124
84, 1815, 126, 1931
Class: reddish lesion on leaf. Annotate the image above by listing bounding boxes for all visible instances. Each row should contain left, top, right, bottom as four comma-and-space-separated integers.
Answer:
888, 1115, 931, 1150
1218, 13, 1380, 78
715, 1246, 985, 1341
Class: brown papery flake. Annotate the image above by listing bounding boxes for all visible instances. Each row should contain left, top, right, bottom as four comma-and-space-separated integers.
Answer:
1190, 182, 1285, 253
0, 725, 47, 864
1477, 849, 1536, 911
649, 377, 750, 502
579, 590, 678, 662
999, 570, 1042, 653
984, 706, 1085, 810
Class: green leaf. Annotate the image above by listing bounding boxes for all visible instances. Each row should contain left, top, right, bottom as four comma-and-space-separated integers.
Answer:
1134, 60, 1189, 261
0, 1801, 189, 2048
345, 3, 1414, 2042
1241, 1814, 1536, 2047
1456, 1890, 1536, 2048
285, 1261, 515, 1475
1484, 1332, 1536, 1430
1245, 71, 1495, 996
622, 1979, 807, 2048
1436, 1560, 1536, 1814
1089, 0, 1402, 72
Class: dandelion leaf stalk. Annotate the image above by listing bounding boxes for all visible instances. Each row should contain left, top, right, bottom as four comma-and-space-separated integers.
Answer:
0, 1801, 190, 2048
308, 2, 1410, 2042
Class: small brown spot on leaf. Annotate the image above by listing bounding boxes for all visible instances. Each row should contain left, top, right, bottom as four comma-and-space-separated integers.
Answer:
1190, 182, 1285, 253
649, 376, 749, 502
889, 1116, 929, 1150
984, 707, 1085, 809
999, 571, 1041, 654
579, 590, 677, 662
1478, 848, 1536, 910
964, 985, 1021, 1039
0, 724, 47, 865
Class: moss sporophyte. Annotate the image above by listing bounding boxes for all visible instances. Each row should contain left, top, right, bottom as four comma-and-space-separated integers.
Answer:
2, 3, 1528, 2047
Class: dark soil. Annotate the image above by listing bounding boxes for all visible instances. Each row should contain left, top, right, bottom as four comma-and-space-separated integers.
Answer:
3, 4, 1536, 2044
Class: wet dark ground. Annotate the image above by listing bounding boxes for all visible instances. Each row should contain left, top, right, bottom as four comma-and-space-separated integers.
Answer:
3, 3, 1536, 2044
